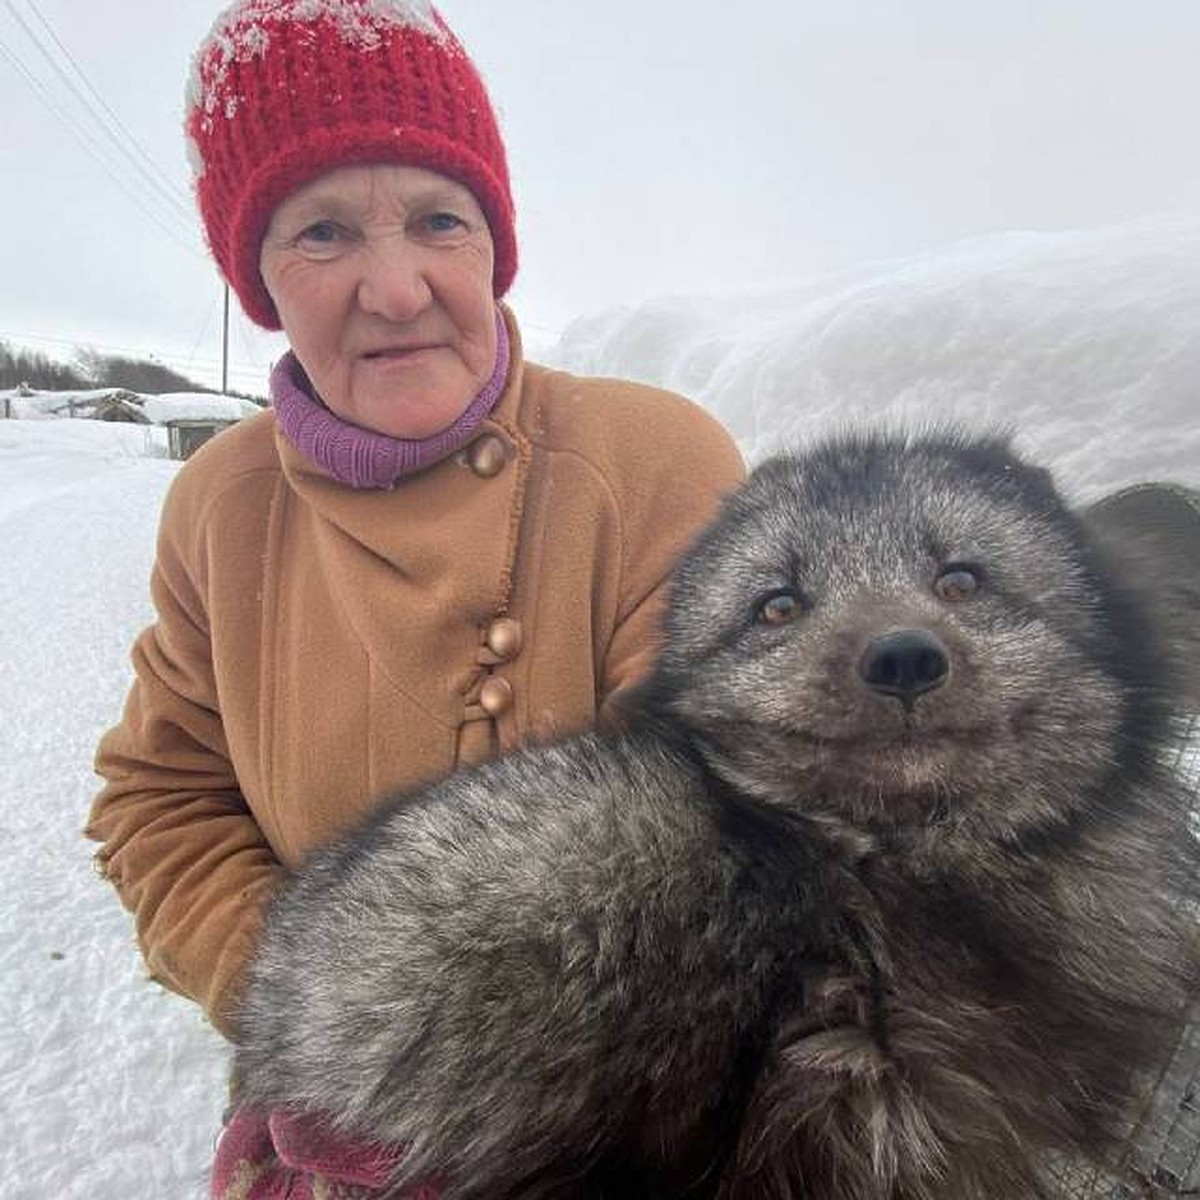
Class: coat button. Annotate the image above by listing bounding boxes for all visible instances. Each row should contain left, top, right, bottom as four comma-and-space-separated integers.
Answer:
479, 676, 514, 717
468, 434, 507, 478
485, 617, 523, 660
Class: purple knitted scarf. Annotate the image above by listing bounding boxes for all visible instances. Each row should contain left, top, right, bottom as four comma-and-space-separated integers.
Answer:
271, 310, 510, 489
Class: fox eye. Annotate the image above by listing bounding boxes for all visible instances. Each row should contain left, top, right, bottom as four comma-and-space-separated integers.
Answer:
934, 565, 982, 602
754, 589, 803, 626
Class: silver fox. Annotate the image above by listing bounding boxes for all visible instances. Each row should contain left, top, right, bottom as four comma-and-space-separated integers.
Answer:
234, 429, 1200, 1199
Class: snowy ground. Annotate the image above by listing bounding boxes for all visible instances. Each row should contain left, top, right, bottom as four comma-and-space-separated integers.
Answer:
3, 222, 1198, 1198
0, 420, 228, 1199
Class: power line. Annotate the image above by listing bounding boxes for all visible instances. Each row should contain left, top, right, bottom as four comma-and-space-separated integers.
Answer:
22, 0, 192, 219
184, 293, 220, 382
0, 327, 274, 386
3, 0, 196, 229
0, 3, 231, 380
0, 33, 204, 259
0, 6, 283, 395
232, 307, 270, 372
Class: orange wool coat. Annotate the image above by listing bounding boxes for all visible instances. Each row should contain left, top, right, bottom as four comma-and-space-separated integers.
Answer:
87, 314, 745, 1037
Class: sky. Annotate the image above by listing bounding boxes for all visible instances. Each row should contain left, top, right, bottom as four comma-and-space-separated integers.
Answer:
2, 0, 1200, 394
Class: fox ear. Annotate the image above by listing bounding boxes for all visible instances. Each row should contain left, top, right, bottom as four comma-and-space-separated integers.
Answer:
1083, 482, 1200, 706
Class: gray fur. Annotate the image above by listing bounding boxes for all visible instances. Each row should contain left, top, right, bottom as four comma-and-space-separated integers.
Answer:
235, 428, 1200, 1199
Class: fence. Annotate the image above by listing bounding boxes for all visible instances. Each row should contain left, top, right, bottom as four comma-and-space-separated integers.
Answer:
1052, 714, 1200, 1198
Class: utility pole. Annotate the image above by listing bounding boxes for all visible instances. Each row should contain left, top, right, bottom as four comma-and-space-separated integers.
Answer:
221, 281, 230, 394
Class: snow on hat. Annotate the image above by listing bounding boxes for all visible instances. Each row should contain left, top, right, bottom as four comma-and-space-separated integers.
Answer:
185, 0, 517, 330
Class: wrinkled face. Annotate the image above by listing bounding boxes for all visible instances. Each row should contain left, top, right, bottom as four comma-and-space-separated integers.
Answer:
655, 436, 1138, 846
260, 164, 498, 439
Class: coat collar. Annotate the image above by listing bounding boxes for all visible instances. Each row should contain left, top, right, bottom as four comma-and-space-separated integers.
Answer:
270, 306, 533, 724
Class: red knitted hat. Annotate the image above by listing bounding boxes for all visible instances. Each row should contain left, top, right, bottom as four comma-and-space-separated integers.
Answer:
185, 0, 517, 330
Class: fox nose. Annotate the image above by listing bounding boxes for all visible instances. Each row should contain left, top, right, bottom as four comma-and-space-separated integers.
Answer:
859, 630, 949, 704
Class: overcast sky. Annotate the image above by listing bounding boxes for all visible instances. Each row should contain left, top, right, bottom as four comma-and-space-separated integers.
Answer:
3, 0, 1199, 394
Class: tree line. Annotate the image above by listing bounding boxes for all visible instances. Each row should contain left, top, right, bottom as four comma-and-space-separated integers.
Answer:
0, 340, 265, 403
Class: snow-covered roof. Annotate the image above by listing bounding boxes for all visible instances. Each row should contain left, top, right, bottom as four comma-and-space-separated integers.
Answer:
0, 387, 138, 417
2, 387, 260, 425
140, 392, 262, 424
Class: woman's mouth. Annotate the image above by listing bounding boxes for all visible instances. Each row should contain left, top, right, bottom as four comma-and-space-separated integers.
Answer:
363, 344, 437, 361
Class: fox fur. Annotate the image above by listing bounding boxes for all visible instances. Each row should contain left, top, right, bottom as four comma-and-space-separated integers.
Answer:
234, 429, 1200, 1199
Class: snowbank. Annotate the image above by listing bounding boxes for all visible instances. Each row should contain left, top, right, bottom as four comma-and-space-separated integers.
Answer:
549, 218, 1200, 500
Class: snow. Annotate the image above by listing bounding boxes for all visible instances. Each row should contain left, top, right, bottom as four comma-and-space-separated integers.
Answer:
2, 388, 139, 420
2, 387, 260, 427
187, 0, 447, 149
0, 421, 225, 1200
0, 420, 169, 523
140, 393, 263, 424
3, 225, 1198, 1198
549, 218, 1200, 501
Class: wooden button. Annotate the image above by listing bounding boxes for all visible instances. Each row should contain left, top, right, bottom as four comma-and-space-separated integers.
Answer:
468, 434, 507, 478
485, 617, 523, 660
479, 676, 514, 717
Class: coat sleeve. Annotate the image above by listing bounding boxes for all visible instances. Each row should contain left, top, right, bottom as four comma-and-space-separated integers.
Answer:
597, 391, 746, 714
86, 479, 281, 1040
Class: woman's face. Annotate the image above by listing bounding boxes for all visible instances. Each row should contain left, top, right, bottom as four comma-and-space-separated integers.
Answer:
260, 164, 498, 439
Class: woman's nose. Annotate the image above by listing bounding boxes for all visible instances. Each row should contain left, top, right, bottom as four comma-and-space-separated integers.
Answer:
356, 235, 432, 321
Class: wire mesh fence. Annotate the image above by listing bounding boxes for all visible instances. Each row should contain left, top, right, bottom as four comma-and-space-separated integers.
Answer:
1048, 715, 1200, 1199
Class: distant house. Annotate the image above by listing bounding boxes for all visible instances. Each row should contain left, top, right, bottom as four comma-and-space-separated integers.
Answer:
140, 393, 263, 460
91, 392, 151, 423
2, 385, 261, 458
1, 386, 142, 421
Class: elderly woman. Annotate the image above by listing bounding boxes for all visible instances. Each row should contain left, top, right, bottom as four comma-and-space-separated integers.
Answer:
87, 0, 742, 1185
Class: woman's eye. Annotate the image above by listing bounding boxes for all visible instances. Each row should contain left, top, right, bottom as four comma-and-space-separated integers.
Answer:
422, 210, 467, 235
934, 565, 982, 602
754, 589, 803, 627
300, 220, 339, 242
292, 221, 350, 256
